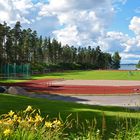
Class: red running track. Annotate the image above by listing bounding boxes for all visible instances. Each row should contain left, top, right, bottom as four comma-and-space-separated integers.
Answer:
1, 79, 140, 95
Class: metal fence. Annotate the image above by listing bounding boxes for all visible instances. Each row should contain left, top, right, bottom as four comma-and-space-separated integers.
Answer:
0, 63, 30, 79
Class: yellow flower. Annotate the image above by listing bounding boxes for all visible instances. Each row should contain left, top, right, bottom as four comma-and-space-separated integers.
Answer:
13, 115, 18, 120
35, 113, 43, 122
45, 121, 52, 128
0, 120, 2, 124
24, 106, 33, 112
17, 117, 21, 123
3, 129, 11, 136
28, 117, 34, 123
8, 110, 14, 117
53, 120, 61, 126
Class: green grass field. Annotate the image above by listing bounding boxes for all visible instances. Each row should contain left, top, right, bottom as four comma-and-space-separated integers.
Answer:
0, 93, 140, 139
1, 70, 140, 83
32, 70, 140, 80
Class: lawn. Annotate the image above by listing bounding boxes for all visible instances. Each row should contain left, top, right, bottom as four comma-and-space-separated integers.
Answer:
1, 70, 140, 83
32, 70, 140, 80
0, 93, 140, 139
0, 79, 27, 83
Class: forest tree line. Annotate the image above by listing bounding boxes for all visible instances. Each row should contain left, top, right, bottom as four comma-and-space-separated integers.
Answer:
0, 21, 121, 72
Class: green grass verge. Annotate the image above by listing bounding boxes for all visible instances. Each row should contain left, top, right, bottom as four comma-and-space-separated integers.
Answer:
0, 94, 140, 139
32, 70, 140, 80
0, 79, 27, 83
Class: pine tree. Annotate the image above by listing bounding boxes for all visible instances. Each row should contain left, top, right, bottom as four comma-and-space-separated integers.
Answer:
111, 52, 121, 69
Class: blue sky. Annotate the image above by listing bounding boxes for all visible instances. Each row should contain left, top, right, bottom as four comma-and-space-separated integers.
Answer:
109, 0, 140, 35
0, 0, 140, 63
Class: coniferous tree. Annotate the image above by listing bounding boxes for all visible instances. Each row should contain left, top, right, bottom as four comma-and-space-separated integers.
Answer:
0, 23, 6, 64
12, 21, 22, 63
111, 52, 121, 69
0, 21, 121, 72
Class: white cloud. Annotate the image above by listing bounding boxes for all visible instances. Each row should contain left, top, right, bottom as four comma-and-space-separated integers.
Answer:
0, 11, 10, 21
97, 31, 129, 52
11, 0, 33, 14
53, 25, 80, 46
38, 0, 114, 47
129, 16, 140, 35
39, 0, 114, 16
0, 0, 34, 24
123, 16, 140, 54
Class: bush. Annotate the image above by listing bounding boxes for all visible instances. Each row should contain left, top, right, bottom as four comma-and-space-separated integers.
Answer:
31, 62, 47, 73
59, 63, 81, 70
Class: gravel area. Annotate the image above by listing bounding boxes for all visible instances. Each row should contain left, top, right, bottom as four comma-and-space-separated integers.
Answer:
71, 94, 140, 107
26, 92, 140, 110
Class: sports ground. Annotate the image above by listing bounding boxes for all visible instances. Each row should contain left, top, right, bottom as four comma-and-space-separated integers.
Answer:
2, 69, 140, 107
1, 70, 140, 139
1, 70, 140, 95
